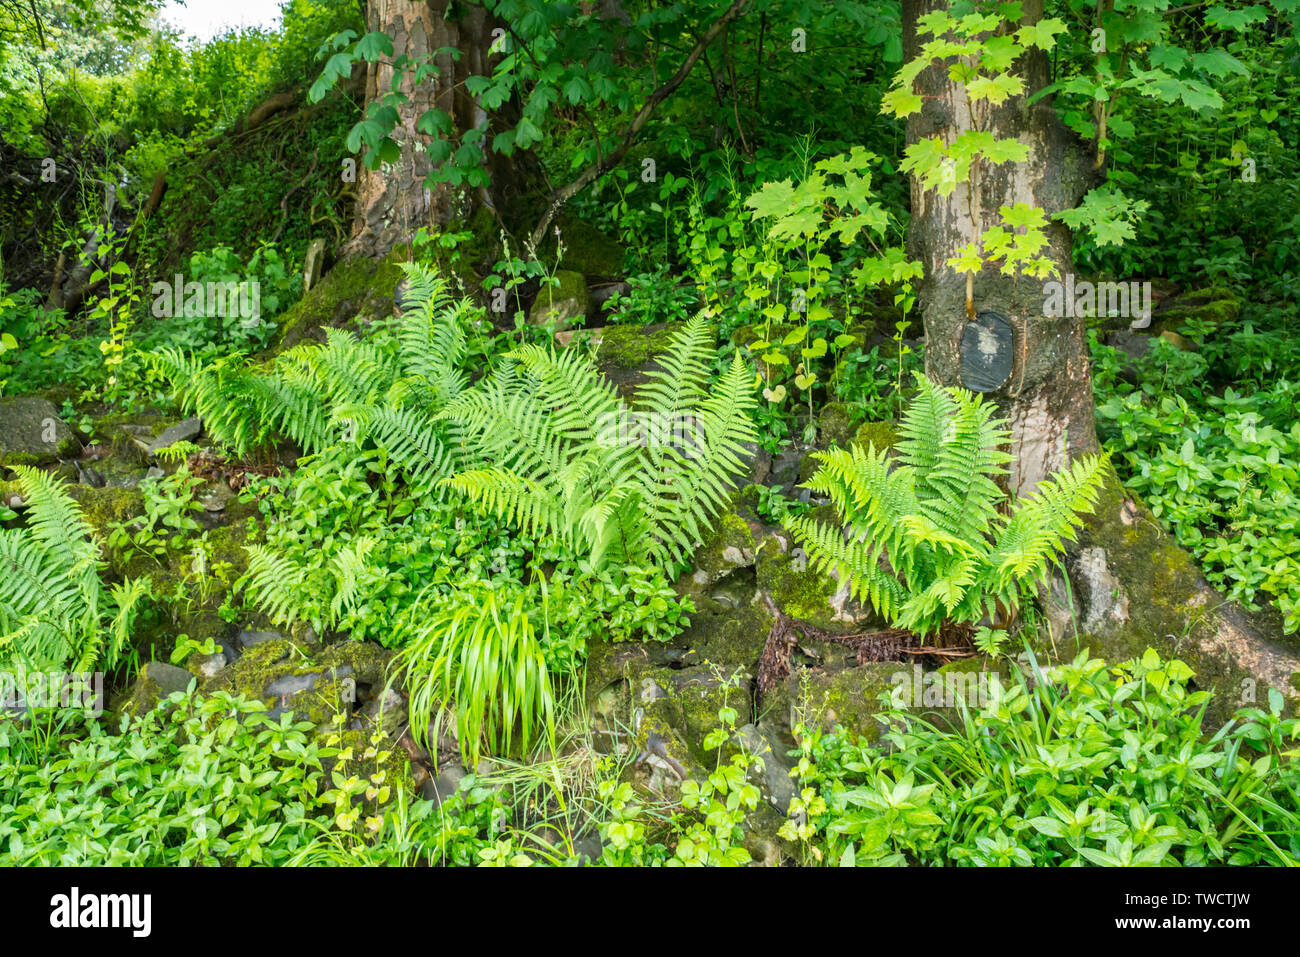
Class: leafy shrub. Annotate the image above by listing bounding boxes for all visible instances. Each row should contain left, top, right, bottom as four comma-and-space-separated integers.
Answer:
1093, 317, 1300, 633
781, 649, 1300, 866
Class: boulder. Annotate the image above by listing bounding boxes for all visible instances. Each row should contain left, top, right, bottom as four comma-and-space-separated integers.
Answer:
0, 396, 77, 467
1152, 284, 1241, 336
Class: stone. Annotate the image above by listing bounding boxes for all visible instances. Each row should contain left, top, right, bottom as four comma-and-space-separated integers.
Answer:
758, 662, 900, 749
146, 417, 201, 453
421, 766, 466, 806
527, 270, 589, 330
270, 247, 409, 354
0, 396, 76, 466
1153, 285, 1240, 336
193, 651, 228, 679
815, 402, 858, 450
117, 661, 196, 717
592, 321, 683, 400
550, 214, 625, 278
235, 629, 285, 650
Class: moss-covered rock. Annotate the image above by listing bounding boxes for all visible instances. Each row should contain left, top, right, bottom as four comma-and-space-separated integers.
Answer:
0, 396, 75, 467
592, 321, 683, 400
851, 420, 900, 454
682, 496, 762, 596
815, 401, 857, 449
65, 485, 145, 546
759, 663, 899, 745
548, 214, 625, 277
1153, 285, 1241, 335
527, 270, 589, 330
268, 246, 409, 354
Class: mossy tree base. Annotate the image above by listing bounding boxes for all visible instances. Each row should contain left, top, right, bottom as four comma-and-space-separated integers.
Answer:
1039, 467, 1300, 724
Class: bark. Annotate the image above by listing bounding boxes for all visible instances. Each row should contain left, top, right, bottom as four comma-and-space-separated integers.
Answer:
901, 0, 1102, 496
346, 0, 536, 259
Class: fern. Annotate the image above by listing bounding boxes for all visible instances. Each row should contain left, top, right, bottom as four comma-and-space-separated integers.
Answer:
149, 263, 474, 493
0, 467, 149, 671
786, 375, 1108, 638
443, 314, 758, 572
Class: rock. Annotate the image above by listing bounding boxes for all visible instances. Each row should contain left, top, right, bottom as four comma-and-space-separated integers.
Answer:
769, 445, 805, 488
755, 530, 883, 634
350, 686, 406, 736
742, 442, 772, 486
64, 485, 145, 545
204, 637, 393, 729
1152, 284, 1240, 336
0, 396, 76, 466
146, 417, 201, 453
528, 270, 590, 330
758, 662, 899, 750
549, 214, 625, 278
235, 629, 285, 650
1039, 467, 1300, 724
271, 248, 408, 354
193, 651, 228, 679
592, 321, 684, 400
850, 420, 899, 454
814, 402, 857, 449
421, 766, 466, 806
734, 722, 796, 814
684, 494, 762, 594
118, 661, 196, 716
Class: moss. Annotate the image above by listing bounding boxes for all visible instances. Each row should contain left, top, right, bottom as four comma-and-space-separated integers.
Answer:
851, 420, 900, 454
731, 322, 793, 352
527, 269, 589, 329
66, 485, 145, 543
548, 214, 625, 277
0, 451, 41, 468
816, 402, 857, 449
269, 246, 409, 354
686, 505, 759, 593
1032, 467, 1283, 723
1155, 286, 1241, 334
596, 321, 681, 370
756, 539, 838, 629
760, 664, 898, 743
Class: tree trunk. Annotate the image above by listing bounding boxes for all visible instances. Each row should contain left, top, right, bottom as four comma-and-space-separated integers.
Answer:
901, 0, 1101, 496
347, 0, 536, 259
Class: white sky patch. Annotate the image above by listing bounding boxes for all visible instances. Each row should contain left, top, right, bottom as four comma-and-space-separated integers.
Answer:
162, 0, 284, 42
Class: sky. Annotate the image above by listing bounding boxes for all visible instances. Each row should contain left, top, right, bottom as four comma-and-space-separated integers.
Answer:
162, 0, 285, 42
